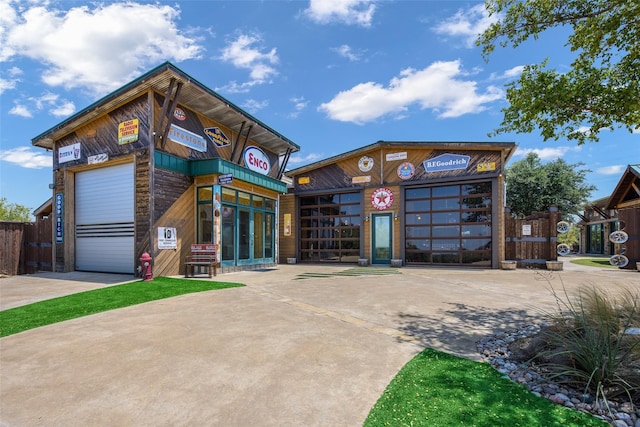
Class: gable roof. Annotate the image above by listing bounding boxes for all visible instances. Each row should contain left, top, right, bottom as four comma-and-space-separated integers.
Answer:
606, 165, 640, 209
31, 62, 299, 155
285, 140, 516, 176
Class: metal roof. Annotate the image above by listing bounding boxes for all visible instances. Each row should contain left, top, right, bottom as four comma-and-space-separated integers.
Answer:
31, 62, 300, 155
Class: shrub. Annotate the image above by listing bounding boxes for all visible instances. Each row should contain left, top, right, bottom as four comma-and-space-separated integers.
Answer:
534, 284, 640, 410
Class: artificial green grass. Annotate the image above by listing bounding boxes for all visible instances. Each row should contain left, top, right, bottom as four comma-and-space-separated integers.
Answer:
0, 276, 243, 337
365, 348, 608, 427
570, 257, 616, 269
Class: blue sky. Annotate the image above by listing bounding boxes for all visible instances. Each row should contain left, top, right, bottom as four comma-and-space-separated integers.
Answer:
1, 0, 636, 215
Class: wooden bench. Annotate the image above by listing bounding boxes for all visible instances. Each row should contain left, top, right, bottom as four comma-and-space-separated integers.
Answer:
185, 244, 219, 278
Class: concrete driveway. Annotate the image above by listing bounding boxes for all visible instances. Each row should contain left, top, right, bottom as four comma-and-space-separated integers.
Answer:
1, 261, 638, 426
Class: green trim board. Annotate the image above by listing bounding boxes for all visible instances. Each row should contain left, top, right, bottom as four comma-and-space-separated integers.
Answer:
155, 151, 288, 193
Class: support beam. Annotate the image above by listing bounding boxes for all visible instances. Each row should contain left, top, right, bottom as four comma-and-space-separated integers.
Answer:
230, 121, 246, 163
158, 81, 183, 150
277, 148, 292, 180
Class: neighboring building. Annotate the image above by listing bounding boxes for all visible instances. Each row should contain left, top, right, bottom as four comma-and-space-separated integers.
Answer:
605, 165, 640, 270
578, 196, 618, 256
31, 63, 299, 276
279, 141, 516, 268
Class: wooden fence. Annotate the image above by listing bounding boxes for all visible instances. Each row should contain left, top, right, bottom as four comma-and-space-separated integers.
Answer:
504, 209, 560, 268
0, 218, 52, 275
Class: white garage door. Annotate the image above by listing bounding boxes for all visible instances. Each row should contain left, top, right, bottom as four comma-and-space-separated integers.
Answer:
75, 163, 135, 273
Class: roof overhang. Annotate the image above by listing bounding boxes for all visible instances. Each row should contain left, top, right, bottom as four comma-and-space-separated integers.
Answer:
285, 140, 517, 176
606, 165, 640, 209
32, 62, 300, 156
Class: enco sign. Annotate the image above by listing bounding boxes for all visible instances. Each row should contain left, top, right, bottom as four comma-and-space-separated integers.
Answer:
243, 146, 271, 175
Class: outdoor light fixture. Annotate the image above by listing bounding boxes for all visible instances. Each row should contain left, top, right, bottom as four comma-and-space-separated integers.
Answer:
364, 215, 370, 222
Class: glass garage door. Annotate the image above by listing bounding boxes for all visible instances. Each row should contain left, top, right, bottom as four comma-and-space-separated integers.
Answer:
405, 182, 492, 267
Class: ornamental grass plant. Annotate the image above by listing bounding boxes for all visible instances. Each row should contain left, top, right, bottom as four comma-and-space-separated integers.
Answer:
531, 282, 640, 412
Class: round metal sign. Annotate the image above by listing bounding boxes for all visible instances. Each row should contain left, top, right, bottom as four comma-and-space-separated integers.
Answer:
371, 187, 394, 210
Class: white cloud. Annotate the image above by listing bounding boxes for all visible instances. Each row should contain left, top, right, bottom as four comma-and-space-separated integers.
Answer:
219, 33, 278, 90
8, 91, 75, 118
1, 2, 203, 95
514, 146, 581, 161
0, 65, 22, 94
318, 60, 503, 124
332, 44, 363, 61
242, 99, 269, 113
596, 165, 625, 175
433, 4, 497, 48
305, 0, 376, 27
0, 146, 52, 169
288, 152, 325, 165
9, 103, 31, 118
288, 96, 309, 118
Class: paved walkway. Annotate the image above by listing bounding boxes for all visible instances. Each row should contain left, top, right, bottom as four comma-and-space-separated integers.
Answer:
1, 260, 638, 426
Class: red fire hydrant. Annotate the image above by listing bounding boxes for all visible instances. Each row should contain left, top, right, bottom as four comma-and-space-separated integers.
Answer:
139, 252, 153, 281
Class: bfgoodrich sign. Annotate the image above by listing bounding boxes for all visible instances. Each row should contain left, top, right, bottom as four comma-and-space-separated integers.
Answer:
423, 153, 470, 173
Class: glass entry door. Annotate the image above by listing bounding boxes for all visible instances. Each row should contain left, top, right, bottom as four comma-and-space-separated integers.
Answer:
372, 213, 392, 264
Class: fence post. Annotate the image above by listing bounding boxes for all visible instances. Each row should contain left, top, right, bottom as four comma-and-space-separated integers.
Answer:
549, 206, 559, 261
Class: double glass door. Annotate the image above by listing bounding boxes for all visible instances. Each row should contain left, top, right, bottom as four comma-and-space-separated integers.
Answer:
221, 205, 274, 266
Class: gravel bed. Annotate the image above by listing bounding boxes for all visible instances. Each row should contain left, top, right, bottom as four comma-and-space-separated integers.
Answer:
477, 324, 639, 427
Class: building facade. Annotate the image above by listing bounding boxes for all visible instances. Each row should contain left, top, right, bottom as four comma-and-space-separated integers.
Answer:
279, 141, 515, 268
32, 63, 299, 276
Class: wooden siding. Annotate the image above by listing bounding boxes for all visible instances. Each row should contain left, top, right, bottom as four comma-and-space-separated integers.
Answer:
278, 194, 296, 260
0, 218, 52, 275
54, 95, 150, 169
152, 93, 281, 179
135, 152, 151, 264
152, 182, 196, 277
293, 146, 505, 193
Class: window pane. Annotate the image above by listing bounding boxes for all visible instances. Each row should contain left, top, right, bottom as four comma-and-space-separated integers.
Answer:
300, 197, 317, 206
406, 226, 430, 238
222, 188, 236, 203
406, 188, 430, 199
406, 200, 430, 212
406, 239, 430, 250
432, 198, 459, 210
432, 226, 459, 237
252, 195, 263, 209
432, 185, 459, 197
198, 187, 212, 202
462, 238, 491, 250
221, 206, 235, 261
340, 193, 360, 203
462, 224, 491, 237
198, 204, 213, 243
432, 240, 460, 250
406, 213, 429, 225
432, 212, 460, 224
238, 192, 251, 206
462, 182, 491, 195
265, 199, 276, 211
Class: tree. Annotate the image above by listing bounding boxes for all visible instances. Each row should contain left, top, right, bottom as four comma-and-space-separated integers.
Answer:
478, 0, 640, 144
0, 198, 33, 222
505, 153, 595, 218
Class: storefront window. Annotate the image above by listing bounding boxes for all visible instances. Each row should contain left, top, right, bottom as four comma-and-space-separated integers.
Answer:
299, 193, 361, 262
405, 182, 492, 266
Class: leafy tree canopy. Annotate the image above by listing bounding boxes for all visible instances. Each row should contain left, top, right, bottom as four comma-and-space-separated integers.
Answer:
0, 198, 33, 222
505, 153, 595, 218
478, 0, 640, 144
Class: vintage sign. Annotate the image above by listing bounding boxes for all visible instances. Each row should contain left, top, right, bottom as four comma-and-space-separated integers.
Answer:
55, 193, 63, 243
386, 152, 407, 161
477, 162, 496, 172
88, 153, 108, 165
204, 127, 231, 147
423, 153, 470, 173
158, 227, 177, 249
58, 143, 81, 164
243, 146, 271, 175
118, 119, 139, 144
522, 224, 532, 236
397, 162, 415, 180
358, 156, 374, 172
284, 213, 292, 236
173, 108, 187, 121
218, 173, 233, 185
352, 175, 372, 184
168, 124, 207, 152
298, 176, 310, 185
371, 187, 394, 210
